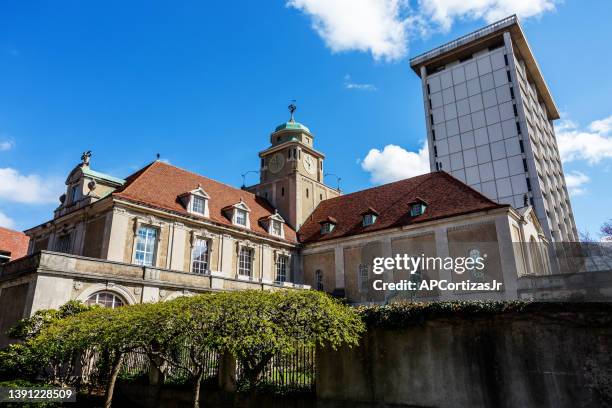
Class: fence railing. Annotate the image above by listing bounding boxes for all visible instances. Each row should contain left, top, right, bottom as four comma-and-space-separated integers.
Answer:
236, 344, 316, 392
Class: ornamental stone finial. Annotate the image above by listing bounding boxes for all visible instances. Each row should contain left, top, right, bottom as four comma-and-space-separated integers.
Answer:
81, 150, 91, 166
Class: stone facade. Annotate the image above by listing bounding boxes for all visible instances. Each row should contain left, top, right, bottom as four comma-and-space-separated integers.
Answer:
0, 107, 554, 346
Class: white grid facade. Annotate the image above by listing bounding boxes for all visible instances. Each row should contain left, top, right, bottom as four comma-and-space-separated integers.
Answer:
414, 24, 578, 242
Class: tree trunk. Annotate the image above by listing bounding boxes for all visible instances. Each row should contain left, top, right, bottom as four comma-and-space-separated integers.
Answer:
193, 370, 204, 408
104, 352, 124, 408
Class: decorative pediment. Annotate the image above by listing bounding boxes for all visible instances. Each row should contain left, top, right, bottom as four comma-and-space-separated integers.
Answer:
222, 198, 251, 228
261, 210, 286, 238
179, 184, 210, 217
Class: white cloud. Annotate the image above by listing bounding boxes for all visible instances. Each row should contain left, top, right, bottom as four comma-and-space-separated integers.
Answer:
0, 168, 64, 204
360, 143, 430, 184
287, 0, 559, 61
0, 139, 14, 151
556, 115, 612, 164
287, 0, 411, 61
565, 171, 590, 196
344, 74, 377, 91
418, 0, 558, 31
0, 211, 16, 229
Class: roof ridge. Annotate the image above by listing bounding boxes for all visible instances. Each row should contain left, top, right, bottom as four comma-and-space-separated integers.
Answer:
149, 161, 259, 199
318, 172, 436, 204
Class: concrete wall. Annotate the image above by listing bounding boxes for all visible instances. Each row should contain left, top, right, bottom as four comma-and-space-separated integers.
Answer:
317, 307, 612, 408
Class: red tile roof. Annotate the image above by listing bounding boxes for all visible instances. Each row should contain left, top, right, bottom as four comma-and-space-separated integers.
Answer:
298, 171, 507, 243
0, 226, 29, 261
113, 161, 297, 242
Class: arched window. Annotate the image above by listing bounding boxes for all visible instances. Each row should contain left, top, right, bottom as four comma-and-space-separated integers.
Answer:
85, 291, 125, 309
315, 269, 324, 291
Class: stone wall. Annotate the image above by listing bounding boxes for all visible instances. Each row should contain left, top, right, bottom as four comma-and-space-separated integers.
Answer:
317, 305, 612, 408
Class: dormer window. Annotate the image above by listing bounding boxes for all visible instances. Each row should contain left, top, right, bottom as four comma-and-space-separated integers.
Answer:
409, 198, 428, 217
319, 216, 337, 235
223, 200, 252, 229
191, 195, 205, 215
363, 214, 377, 226
361, 207, 379, 227
180, 185, 210, 217
235, 209, 247, 226
263, 211, 286, 238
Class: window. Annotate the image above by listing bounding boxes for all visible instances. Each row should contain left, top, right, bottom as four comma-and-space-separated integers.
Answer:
191, 195, 205, 215
55, 234, 72, 254
238, 247, 254, 277
410, 204, 425, 217
358, 264, 368, 293
235, 209, 247, 226
85, 291, 125, 309
275, 255, 288, 283
315, 269, 324, 291
271, 220, 282, 236
363, 214, 377, 226
135, 226, 157, 266
0, 251, 10, 264
321, 223, 334, 234
191, 238, 209, 274
70, 185, 79, 203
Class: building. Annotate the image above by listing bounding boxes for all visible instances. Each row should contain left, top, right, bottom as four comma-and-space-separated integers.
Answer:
0, 227, 29, 264
0, 108, 553, 346
409, 15, 578, 242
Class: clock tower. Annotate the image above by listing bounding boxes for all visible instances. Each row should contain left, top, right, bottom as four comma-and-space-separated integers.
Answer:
247, 105, 340, 230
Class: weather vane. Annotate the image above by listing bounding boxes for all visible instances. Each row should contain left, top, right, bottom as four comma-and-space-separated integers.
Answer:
288, 100, 297, 122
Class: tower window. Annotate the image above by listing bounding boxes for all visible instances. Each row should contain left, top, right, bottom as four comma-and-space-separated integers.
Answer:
509, 87, 515, 99
277, 136, 281, 142
523, 159, 528, 172
306, 188, 309, 198
433, 145, 438, 157
504, 54, 509, 66
526, 177, 532, 191
261, 158, 264, 167
426, 84, 431, 95
506, 71, 512, 83
519, 140, 525, 153
319, 193, 323, 201
281, 187, 285, 196
516, 122, 522, 134
432, 129, 436, 141
513, 104, 518, 117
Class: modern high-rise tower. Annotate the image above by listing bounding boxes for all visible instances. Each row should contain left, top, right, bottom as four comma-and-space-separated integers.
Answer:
410, 15, 577, 242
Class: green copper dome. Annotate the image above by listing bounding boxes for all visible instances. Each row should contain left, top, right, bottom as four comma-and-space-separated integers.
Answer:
274, 120, 310, 133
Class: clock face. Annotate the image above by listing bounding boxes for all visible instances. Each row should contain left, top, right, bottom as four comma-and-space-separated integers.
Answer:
303, 153, 316, 175
268, 152, 285, 174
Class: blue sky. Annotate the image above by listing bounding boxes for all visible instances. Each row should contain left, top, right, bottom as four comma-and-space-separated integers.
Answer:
1, 0, 611, 238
